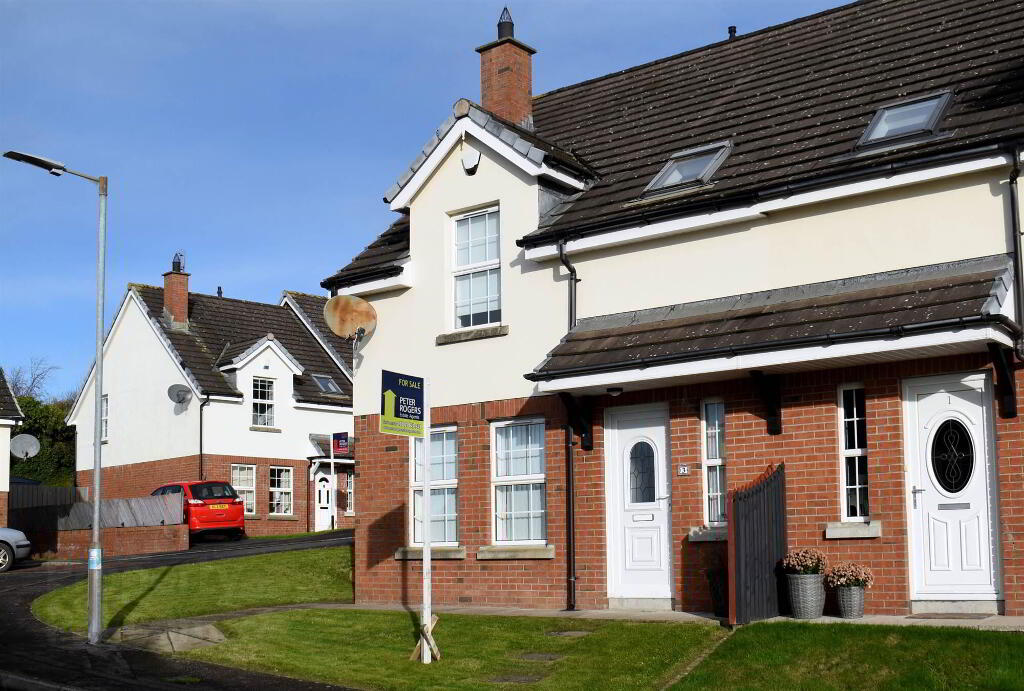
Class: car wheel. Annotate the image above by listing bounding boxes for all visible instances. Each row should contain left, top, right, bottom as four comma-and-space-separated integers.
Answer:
0, 543, 13, 573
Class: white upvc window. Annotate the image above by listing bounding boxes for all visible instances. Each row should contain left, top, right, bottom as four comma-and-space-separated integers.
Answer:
452, 208, 501, 330
701, 399, 727, 527
231, 464, 257, 514
345, 469, 355, 516
839, 384, 869, 522
252, 377, 275, 427
100, 394, 109, 441
269, 466, 293, 516
410, 427, 458, 545
491, 419, 546, 544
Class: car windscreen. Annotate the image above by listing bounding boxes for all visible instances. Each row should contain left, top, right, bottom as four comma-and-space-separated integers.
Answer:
191, 482, 238, 500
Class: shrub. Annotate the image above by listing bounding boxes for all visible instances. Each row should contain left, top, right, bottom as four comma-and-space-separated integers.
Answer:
825, 561, 875, 588
782, 548, 828, 575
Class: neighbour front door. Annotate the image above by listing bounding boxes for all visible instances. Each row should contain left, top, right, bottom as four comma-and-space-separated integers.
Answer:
314, 467, 335, 531
606, 403, 672, 608
905, 373, 1001, 602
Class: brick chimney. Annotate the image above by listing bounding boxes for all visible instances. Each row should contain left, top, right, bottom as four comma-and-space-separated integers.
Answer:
476, 8, 536, 129
163, 252, 189, 329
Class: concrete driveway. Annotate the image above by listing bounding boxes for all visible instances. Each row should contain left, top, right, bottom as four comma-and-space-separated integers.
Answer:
0, 530, 354, 690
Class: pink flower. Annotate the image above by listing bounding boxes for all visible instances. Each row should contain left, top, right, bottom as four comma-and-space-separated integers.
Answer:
825, 561, 875, 588
782, 548, 828, 575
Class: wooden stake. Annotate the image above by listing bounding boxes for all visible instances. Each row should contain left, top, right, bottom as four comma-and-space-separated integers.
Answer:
409, 614, 440, 661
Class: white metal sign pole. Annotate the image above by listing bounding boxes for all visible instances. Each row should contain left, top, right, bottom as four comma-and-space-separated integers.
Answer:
421, 377, 432, 664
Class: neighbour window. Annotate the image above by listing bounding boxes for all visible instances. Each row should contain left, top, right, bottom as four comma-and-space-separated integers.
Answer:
839, 385, 869, 520
492, 419, 546, 543
269, 466, 293, 515
453, 209, 501, 329
644, 141, 731, 195
346, 469, 355, 515
100, 394, 109, 441
410, 428, 458, 545
701, 400, 726, 526
312, 374, 342, 394
231, 464, 257, 514
252, 377, 275, 427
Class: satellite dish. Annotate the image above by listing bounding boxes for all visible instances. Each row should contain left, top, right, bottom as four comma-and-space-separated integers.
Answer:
324, 295, 377, 341
167, 384, 193, 405
10, 434, 40, 460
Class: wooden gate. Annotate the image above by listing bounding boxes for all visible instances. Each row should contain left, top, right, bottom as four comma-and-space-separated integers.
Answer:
727, 464, 787, 625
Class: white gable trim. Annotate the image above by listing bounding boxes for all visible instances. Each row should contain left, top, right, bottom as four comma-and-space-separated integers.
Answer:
535, 326, 1013, 394
388, 119, 586, 211
280, 294, 354, 382
219, 337, 304, 376
337, 261, 415, 297
66, 289, 207, 424
524, 154, 1014, 261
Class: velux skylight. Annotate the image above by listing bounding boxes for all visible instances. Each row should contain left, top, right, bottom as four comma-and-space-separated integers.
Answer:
312, 374, 342, 394
858, 92, 950, 147
644, 141, 732, 196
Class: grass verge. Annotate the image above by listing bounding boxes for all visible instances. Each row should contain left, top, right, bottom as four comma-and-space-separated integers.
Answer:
32, 546, 352, 632
672, 621, 1024, 690
182, 609, 725, 690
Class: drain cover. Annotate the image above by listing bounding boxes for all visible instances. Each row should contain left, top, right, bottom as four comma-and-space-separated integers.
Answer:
907, 613, 991, 620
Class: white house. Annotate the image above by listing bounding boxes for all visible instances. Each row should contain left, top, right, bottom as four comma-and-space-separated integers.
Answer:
68, 256, 355, 535
0, 369, 24, 525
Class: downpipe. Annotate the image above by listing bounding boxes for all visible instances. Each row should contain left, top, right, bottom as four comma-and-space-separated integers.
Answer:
558, 239, 579, 331
563, 424, 577, 611
1008, 146, 1023, 359
199, 394, 211, 480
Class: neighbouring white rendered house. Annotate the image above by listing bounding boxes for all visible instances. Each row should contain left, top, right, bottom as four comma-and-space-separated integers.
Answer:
67, 256, 355, 536
0, 369, 24, 525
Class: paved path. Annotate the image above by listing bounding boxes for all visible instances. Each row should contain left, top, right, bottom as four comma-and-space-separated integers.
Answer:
0, 530, 354, 691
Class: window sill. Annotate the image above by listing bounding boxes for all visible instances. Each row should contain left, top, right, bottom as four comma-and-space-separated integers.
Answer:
244, 514, 262, 520
688, 526, 727, 542
250, 426, 282, 433
344, 511, 355, 517
476, 544, 555, 560
825, 520, 883, 539
435, 325, 509, 346
268, 514, 298, 521
394, 546, 466, 560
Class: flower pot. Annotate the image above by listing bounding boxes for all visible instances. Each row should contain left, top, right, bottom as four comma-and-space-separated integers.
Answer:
787, 573, 825, 619
837, 585, 865, 619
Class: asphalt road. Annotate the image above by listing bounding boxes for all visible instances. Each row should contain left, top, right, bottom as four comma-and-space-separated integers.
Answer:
0, 530, 354, 691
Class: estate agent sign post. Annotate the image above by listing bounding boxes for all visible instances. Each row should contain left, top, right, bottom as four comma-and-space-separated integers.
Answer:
379, 370, 438, 663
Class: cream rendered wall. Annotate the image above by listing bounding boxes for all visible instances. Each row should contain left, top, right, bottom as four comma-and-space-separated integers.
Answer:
73, 295, 199, 471
354, 134, 567, 413
573, 170, 1011, 319
203, 344, 352, 458
0, 423, 11, 492
354, 148, 1012, 415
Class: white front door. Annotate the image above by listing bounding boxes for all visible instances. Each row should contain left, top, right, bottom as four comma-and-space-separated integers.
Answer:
314, 466, 335, 532
606, 403, 672, 606
905, 373, 1001, 600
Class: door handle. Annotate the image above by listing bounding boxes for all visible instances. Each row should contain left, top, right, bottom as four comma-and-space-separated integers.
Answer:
912, 486, 926, 509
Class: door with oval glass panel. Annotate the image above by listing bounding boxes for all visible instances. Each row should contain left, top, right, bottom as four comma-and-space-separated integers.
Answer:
605, 404, 672, 608
314, 466, 335, 532
905, 373, 1001, 602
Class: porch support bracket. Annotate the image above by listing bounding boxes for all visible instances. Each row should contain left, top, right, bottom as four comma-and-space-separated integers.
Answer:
558, 392, 594, 451
987, 343, 1017, 419
750, 370, 783, 435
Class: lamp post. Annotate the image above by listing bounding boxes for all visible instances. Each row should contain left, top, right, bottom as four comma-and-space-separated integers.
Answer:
4, 150, 108, 645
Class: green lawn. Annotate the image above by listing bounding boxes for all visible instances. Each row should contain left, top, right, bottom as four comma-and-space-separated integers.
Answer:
674, 621, 1024, 691
32, 546, 352, 632
182, 609, 724, 690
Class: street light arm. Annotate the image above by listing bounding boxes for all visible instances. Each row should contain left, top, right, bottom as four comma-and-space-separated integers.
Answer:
4, 150, 102, 183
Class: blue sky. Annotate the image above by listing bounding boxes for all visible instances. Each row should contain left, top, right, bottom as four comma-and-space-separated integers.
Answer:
1, 0, 846, 396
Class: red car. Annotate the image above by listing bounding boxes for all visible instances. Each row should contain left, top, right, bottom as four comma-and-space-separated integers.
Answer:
151, 481, 245, 540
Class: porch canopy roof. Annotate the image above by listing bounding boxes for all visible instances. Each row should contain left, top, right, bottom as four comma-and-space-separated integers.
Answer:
526, 255, 1018, 395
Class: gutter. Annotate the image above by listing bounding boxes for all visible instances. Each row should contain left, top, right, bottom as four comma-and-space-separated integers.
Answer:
1009, 145, 1023, 358
321, 264, 405, 292
525, 313, 1021, 382
518, 143, 1012, 249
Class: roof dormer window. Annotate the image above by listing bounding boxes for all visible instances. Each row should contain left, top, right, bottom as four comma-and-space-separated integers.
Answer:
644, 141, 731, 196
858, 92, 950, 147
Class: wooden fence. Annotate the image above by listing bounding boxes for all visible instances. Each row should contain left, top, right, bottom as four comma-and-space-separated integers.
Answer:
9, 484, 89, 510
8, 485, 183, 532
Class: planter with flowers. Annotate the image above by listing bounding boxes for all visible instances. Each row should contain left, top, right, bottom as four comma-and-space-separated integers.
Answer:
782, 548, 828, 619
825, 561, 874, 619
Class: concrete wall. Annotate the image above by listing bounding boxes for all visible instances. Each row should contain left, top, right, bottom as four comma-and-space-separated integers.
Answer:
353, 136, 1012, 416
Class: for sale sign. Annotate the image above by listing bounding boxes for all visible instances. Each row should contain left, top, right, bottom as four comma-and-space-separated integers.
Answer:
332, 432, 349, 456
380, 370, 425, 437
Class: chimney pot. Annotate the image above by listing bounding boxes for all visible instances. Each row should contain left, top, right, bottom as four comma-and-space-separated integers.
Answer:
728, 25, 737, 39
163, 253, 190, 328
476, 8, 536, 129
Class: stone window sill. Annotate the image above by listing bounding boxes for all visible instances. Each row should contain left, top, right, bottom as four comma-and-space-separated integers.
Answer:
435, 325, 509, 346
825, 520, 883, 539
250, 426, 282, 433
688, 526, 727, 542
244, 514, 262, 521
268, 514, 299, 522
476, 544, 555, 560
394, 546, 466, 560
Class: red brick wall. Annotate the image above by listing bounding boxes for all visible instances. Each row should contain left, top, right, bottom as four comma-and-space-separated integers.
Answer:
0, 491, 7, 526
162, 270, 189, 324
479, 41, 533, 127
355, 353, 1024, 616
33, 525, 189, 560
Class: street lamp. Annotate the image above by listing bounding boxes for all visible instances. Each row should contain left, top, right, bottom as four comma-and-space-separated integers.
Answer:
4, 150, 108, 645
